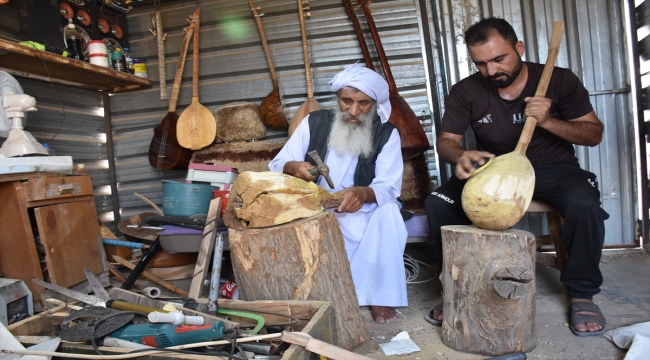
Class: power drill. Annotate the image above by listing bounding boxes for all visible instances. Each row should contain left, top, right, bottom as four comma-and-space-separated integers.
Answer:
108, 321, 226, 348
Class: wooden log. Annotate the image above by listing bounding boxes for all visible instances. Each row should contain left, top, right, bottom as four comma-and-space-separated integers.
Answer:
440, 225, 536, 355
223, 171, 342, 230
229, 211, 367, 350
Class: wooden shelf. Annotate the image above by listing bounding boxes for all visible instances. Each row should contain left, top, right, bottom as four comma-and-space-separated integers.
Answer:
0, 39, 151, 93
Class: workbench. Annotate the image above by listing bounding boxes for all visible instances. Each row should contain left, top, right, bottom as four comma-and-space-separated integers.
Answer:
0, 172, 106, 309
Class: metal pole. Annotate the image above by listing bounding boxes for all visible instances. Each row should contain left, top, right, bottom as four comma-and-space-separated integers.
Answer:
102, 91, 121, 225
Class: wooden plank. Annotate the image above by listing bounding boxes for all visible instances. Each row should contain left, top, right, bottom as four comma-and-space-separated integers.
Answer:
108, 287, 238, 329
281, 331, 369, 360
0, 181, 46, 307
0, 39, 151, 92
189, 198, 221, 299
283, 303, 337, 360
7, 304, 66, 336
34, 200, 104, 288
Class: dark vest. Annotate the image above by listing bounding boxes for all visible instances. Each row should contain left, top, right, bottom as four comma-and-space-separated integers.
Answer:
305, 110, 397, 187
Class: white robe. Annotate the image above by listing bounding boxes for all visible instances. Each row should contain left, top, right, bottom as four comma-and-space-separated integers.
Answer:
269, 115, 408, 307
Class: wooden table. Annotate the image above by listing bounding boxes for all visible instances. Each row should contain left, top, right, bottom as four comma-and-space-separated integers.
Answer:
0, 173, 105, 308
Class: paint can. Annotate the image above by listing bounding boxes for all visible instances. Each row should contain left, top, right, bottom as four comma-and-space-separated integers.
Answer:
133, 59, 148, 78
87, 40, 108, 67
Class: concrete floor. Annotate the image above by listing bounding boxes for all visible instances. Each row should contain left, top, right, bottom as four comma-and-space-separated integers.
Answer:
349, 244, 650, 360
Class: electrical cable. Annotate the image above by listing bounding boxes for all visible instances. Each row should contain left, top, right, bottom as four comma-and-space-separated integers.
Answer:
0, 6, 68, 143
403, 253, 437, 284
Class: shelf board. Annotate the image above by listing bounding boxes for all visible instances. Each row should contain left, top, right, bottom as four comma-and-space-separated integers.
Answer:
0, 39, 152, 92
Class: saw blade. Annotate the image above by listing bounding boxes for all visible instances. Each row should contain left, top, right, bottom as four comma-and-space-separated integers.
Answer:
84, 268, 111, 301
32, 279, 107, 307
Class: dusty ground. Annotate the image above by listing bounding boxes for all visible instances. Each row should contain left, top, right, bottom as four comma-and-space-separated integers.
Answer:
348, 245, 650, 360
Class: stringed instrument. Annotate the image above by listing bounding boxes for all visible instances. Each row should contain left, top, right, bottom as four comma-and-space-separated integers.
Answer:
148, 11, 196, 170
357, 0, 430, 160
342, 0, 374, 70
288, 0, 322, 137
249, 0, 289, 129
176, 8, 217, 150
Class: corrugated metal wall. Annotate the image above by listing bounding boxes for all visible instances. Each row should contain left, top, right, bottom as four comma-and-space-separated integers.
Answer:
426, 0, 637, 246
0, 6, 114, 223
111, 0, 436, 220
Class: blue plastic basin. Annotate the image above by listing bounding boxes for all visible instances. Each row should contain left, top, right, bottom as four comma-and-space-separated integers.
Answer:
161, 180, 218, 217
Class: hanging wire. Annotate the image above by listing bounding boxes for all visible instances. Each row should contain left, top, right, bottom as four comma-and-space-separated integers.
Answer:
404, 253, 437, 284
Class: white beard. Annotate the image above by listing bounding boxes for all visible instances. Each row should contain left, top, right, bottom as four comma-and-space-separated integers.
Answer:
327, 104, 376, 158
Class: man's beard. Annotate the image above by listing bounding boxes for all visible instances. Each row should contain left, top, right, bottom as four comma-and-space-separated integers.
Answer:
488, 56, 523, 88
327, 104, 376, 158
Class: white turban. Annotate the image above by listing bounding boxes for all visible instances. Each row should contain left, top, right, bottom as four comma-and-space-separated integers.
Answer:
328, 63, 392, 124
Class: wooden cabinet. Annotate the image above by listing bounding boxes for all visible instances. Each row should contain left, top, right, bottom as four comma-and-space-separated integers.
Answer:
0, 173, 105, 309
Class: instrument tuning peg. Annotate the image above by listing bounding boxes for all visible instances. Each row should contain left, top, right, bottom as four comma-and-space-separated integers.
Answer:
250, 5, 261, 11
302, 6, 310, 10
304, 12, 311, 17
256, 12, 265, 17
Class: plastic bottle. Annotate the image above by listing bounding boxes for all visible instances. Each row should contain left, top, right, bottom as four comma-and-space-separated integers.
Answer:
112, 48, 124, 72
64, 19, 84, 61
123, 47, 134, 74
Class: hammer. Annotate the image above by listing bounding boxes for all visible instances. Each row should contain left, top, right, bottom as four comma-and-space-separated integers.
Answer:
307, 150, 335, 189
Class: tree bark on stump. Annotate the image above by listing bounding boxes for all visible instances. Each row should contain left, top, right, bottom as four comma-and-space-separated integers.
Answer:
440, 225, 536, 355
228, 211, 367, 350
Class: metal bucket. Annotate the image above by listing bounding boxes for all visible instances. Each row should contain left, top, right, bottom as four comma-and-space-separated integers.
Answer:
162, 180, 217, 217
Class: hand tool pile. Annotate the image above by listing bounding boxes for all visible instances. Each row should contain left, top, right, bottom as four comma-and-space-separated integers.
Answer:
27, 269, 294, 359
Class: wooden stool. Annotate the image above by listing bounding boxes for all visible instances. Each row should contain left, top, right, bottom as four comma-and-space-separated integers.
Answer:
526, 200, 568, 273
440, 225, 536, 355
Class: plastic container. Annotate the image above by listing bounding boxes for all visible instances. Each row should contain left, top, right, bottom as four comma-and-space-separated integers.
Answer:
88, 40, 109, 67
111, 49, 124, 72
133, 59, 147, 78
64, 19, 84, 61
123, 47, 134, 74
161, 180, 218, 217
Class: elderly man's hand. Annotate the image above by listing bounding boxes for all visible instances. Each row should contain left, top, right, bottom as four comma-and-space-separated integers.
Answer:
337, 187, 375, 213
283, 161, 317, 182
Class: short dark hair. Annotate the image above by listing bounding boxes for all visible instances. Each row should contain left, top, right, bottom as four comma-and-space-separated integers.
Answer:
464, 17, 518, 48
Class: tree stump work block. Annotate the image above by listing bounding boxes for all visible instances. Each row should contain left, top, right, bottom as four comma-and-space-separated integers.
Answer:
228, 211, 367, 350
441, 225, 536, 355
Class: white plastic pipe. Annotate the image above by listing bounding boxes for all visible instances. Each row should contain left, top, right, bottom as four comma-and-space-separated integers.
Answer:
147, 311, 204, 326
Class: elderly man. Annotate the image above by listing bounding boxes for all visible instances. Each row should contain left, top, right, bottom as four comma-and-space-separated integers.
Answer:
269, 64, 407, 324
424, 18, 609, 336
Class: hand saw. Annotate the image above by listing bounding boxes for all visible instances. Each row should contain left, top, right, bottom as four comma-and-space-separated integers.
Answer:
33, 279, 169, 315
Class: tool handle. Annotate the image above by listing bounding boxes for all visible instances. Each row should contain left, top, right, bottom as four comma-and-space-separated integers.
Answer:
515, 21, 564, 155
309, 168, 318, 176
107, 299, 169, 315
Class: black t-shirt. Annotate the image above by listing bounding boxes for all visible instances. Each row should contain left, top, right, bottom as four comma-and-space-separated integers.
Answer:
440, 62, 593, 165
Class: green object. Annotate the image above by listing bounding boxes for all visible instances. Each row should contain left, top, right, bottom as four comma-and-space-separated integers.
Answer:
309, 168, 318, 176
19, 41, 68, 57
217, 308, 265, 334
